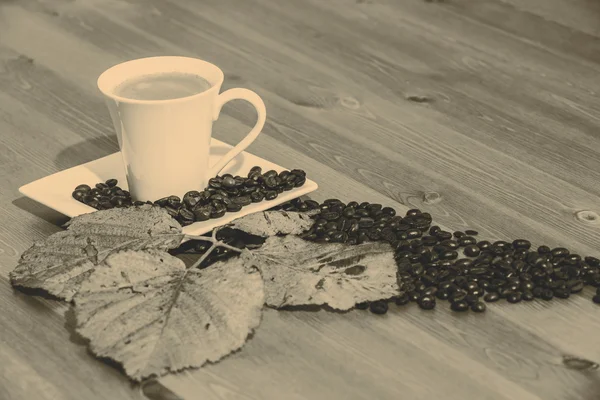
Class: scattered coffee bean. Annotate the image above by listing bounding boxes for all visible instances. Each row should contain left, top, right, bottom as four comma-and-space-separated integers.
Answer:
464, 245, 481, 257
459, 236, 477, 246
512, 239, 531, 250
507, 292, 522, 303
484, 292, 500, 302
451, 301, 469, 312
418, 295, 436, 310
370, 301, 389, 315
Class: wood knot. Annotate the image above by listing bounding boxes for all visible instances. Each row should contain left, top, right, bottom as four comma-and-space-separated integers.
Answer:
422, 191, 442, 204
406, 94, 433, 103
16, 55, 34, 65
339, 96, 360, 110
562, 355, 599, 371
575, 210, 599, 224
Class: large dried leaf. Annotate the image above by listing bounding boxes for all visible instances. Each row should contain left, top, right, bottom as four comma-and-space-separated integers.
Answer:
73, 249, 264, 381
244, 235, 400, 310
226, 210, 315, 237
10, 205, 183, 301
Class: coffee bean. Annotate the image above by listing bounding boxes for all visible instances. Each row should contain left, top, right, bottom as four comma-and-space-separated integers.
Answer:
418, 295, 436, 310
434, 289, 449, 300
564, 254, 582, 265
192, 206, 211, 221
440, 240, 459, 250
218, 176, 235, 189
72, 190, 86, 201
440, 250, 459, 260
381, 207, 396, 217
585, 256, 600, 267
429, 225, 441, 235
227, 203, 243, 212
357, 217, 376, 229
471, 302, 486, 312
82, 195, 98, 207
369, 301, 388, 315
111, 187, 128, 197
484, 292, 500, 302
553, 287, 570, 299
303, 199, 319, 210
75, 184, 92, 193
247, 166, 262, 178
405, 209, 421, 217
506, 292, 522, 303
519, 281, 534, 291
512, 239, 531, 250
338, 206, 356, 218
566, 280, 584, 293
450, 289, 468, 302
459, 236, 477, 246
463, 245, 481, 257
177, 208, 194, 221
551, 247, 570, 257
395, 294, 410, 306
289, 168, 305, 178
248, 191, 265, 203
264, 191, 278, 200
540, 289, 554, 301
110, 196, 127, 207
435, 231, 453, 241
405, 291, 418, 302
420, 235, 438, 246
330, 232, 346, 243
406, 229, 422, 239
450, 301, 469, 312
287, 175, 302, 186
101, 198, 117, 209
477, 240, 492, 250
463, 294, 478, 305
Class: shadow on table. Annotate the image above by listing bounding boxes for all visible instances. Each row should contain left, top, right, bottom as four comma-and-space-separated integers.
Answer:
54, 134, 120, 171
12, 197, 70, 228
53, 133, 245, 177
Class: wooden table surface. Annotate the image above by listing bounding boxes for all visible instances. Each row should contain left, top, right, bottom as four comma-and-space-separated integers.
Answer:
1, 0, 600, 399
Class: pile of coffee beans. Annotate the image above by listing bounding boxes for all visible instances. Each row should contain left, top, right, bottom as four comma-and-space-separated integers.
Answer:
290, 198, 600, 313
71, 178, 600, 314
71, 166, 308, 227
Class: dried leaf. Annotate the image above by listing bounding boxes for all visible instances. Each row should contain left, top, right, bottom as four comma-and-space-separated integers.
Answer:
73, 249, 264, 381
226, 211, 315, 237
244, 235, 400, 310
10, 205, 183, 301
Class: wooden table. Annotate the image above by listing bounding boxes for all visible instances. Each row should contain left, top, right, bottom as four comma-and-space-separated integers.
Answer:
1, 0, 600, 399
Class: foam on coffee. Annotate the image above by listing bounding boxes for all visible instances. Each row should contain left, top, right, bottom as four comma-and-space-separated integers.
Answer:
114, 72, 212, 101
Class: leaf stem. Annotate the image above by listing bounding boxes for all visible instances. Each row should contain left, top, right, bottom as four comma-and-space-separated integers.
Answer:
186, 228, 243, 270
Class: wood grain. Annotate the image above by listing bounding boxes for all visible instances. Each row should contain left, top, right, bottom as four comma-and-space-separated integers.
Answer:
1, 0, 600, 399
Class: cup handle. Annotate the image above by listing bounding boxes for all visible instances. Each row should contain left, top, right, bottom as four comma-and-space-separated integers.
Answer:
208, 88, 266, 177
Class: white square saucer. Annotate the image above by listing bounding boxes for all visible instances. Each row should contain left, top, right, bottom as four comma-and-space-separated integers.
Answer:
19, 139, 318, 235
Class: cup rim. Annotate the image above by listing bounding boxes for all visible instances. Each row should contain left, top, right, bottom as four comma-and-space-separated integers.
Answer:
97, 56, 224, 105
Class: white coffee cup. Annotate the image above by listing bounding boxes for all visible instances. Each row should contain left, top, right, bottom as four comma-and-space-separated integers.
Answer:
97, 56, 266, 202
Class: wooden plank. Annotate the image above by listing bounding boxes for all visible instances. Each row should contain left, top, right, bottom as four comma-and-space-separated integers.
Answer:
0, 0, 599, 399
